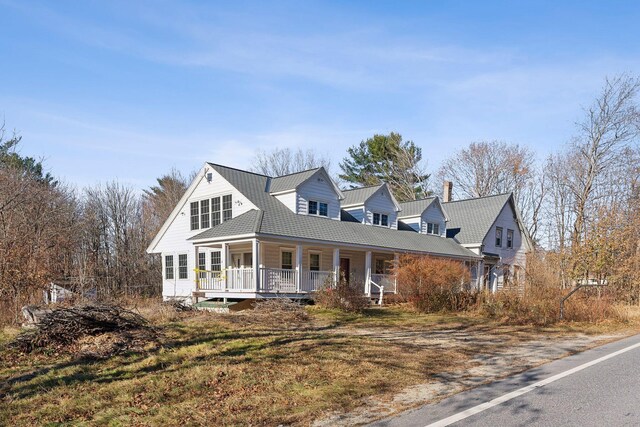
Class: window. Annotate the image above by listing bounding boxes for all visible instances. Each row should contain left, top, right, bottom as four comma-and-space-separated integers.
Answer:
373, 213, 389, 227
211, 251, 221, 272
281, 251, 293, 270
178, 254, 188, 279
200, 199, 210, 229
309, 253, 320, 271
211, 197, 221, 226
495, 227, 503, 247
319, 202, 328, 217
375, 258, 385, 274
165, 255, 174, 280
198, 252, 206, 278
507, 229, 514, 249
190, 202, 199, 230
222, 195, 233, 221
308, 200, 328, 217
427, 222, 440, 234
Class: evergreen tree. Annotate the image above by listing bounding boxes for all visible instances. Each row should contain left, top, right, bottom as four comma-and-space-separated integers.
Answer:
339, 132, 430, 201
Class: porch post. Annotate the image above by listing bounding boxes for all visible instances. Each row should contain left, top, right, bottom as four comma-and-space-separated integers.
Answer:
296, 244, 303, 292
221, 242, 228, 290
194, 245, 200, 289
252, 239, 260, 292
332, 248, 340, 285
365, 251, 372, 297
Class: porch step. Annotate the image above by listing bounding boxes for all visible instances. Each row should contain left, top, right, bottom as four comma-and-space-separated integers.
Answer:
193, 299, 256, 313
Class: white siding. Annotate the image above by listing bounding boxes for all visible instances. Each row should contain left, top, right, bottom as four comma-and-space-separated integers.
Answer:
344, 207, 365, 222
152, 167, 257, 299
421, 203, 446, 237
274, 191, 297, 213
296, 171, 341, 220
363, 188, 398, 229
481, 202, 528, 290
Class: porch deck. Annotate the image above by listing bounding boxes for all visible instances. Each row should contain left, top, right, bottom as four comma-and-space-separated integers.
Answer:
194, 267, 396, 296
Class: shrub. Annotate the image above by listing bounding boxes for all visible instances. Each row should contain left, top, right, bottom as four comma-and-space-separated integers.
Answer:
395, 255, 472, 313
314, 279, 370, 313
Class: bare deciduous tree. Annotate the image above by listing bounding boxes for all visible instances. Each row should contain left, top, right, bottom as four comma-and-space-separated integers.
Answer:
438, 141, 542, 239
251, 147, 332, 176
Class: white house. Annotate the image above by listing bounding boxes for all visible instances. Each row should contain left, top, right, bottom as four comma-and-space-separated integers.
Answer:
443, 193, 532, 292
146, 163, 529, 303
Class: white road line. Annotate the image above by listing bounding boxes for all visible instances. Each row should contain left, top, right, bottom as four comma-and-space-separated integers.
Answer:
426, 340, 640, 427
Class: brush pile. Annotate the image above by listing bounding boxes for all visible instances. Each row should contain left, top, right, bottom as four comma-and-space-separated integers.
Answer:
11, 304, 160, 358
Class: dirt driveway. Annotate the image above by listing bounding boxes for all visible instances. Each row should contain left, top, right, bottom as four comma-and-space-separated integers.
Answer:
314, 324, 626, 426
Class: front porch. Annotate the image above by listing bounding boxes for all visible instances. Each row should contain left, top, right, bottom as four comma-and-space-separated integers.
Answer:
192, 238, 398, 299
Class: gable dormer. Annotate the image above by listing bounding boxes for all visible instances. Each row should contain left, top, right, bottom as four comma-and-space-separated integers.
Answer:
341, 183, 401, 229
269, 167, 344, 220
397, 197, 447, 237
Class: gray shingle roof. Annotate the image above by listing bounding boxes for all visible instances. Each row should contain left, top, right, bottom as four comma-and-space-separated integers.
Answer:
268, 168, 320, 193
398, 197, 436, 218
443, 193, 512, 245
341, 185, 384, 206
190, 164, 480, 259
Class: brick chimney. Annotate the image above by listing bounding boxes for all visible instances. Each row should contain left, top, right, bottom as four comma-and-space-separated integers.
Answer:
443, 181, 453, 203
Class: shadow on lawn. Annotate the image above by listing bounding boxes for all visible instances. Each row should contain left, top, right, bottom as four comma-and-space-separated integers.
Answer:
0, 321, 359, 401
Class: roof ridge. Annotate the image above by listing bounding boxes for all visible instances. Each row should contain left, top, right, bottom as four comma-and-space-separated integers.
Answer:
271, 167, 321, 179
208, 162, 270, 178
443, 192, 511, 204
399, 196, 436, 205
342, 183, 384, 192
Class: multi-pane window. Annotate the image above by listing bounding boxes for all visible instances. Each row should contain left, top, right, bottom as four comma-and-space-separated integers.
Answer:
507, 229, 514, 248
190, 202, 199, 230
165, 255, 174, 280
373, 213, 388, 226
308, 200, 328, 217
198, 252, 206, 278
200, 199, 210, 229
222, 195, 233, 221
282, 251, 293, 270
310, 253, 320, 271
211, 197, 221, 226
178, 254, 188, 279
426, 222, 440, 235
211, 251, 221, 272
495, 227, 503, 247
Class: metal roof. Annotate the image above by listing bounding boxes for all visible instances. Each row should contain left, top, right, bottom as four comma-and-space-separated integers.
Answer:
443, 193, 512, 245
189, 164, 480, 259
268, 168, 320, 193
341, 185, 384, 206
397, 197, 437, 218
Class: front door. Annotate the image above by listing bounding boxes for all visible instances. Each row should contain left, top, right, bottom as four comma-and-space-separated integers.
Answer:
340, 258, 350, 283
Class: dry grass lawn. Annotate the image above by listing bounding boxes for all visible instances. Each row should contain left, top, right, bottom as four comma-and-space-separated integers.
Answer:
1, 304, 638, 426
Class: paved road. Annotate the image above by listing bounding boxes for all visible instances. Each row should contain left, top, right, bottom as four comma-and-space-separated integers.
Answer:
371, 332, 640, 427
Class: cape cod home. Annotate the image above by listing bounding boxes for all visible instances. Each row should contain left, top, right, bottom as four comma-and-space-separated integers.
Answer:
146, 163, 531, 303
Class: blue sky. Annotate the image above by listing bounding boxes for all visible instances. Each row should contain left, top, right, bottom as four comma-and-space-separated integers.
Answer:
1, 0, 639, 189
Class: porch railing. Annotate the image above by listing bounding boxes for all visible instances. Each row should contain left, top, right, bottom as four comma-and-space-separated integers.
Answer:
303, 270, 334, 292
195, 268, 254, 292
370, 274, 397, 293
260, 268, 297, 293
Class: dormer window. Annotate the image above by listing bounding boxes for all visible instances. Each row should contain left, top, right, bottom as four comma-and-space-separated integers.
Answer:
373, 213, 389, 227
309, 200, 328, 217
426, 222, 440, 235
